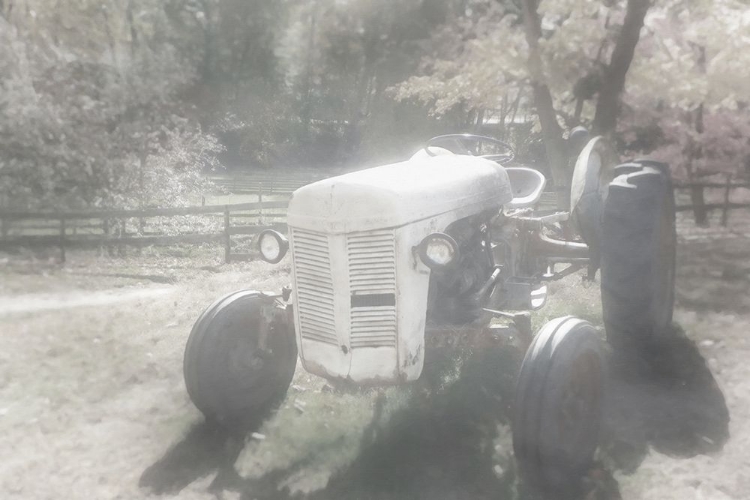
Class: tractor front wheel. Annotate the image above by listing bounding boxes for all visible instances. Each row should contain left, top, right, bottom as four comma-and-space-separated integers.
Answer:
183, 290, 297, 429
512, 316, 605, 495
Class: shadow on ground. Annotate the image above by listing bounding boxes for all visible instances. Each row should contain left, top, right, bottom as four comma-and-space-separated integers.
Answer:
140, 328, 729, 500
601, 325, 730, 473
139, 421, 246, 495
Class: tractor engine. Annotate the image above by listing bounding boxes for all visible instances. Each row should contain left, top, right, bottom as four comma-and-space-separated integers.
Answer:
425, 212, 497, 325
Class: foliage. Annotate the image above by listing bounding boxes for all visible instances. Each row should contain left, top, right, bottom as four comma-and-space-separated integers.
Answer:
621, 0, 750, 179
393, 0, 750, 179
0, 2, 221, 210
275, 0, 466, 165
2, 0, 749, 212
392, 1, 631, 136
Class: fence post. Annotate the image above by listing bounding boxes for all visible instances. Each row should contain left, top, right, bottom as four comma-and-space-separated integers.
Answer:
258, 183, 264, 225
101, 219, 108, 256
690, 183, 708, 226
118, 219, 126, 257
721, 174, 732, 227
59, 218, 66, 264
224, 206, 231, 263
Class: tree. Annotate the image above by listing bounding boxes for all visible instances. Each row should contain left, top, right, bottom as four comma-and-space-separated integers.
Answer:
520, 0, 652, 206
621, 0, 750, 178
276, 0, 458, 164
394, 0, 653, 205
521, 0, 569, 207
0, 1, 222, 211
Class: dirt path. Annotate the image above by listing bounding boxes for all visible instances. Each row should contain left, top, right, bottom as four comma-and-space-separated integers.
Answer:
0, 287, 175, 317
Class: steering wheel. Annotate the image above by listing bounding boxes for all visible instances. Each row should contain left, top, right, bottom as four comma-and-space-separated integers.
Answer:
424, 134, 515, 164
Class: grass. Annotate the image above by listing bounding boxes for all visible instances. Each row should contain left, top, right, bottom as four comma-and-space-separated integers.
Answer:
531, 273, 604, 332
2, 234, 749, 499
237, 385, 411, 494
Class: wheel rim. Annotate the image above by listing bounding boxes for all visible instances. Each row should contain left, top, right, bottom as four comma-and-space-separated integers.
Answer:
227, 331, 265, 376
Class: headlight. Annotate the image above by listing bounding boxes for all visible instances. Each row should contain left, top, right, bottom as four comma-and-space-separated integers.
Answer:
258, 230, 289, 264
418, 232, 459, 270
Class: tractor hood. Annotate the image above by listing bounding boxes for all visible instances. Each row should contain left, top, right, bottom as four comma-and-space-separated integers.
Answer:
287, 155, 513, 233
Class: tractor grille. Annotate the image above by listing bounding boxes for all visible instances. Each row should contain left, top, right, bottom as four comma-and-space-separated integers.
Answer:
347, 230, 397, 348
291, 229, 337, 346
347, 230, 396, 294
350, 306, 397, 348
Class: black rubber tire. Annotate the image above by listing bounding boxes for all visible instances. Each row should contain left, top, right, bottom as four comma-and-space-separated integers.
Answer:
184, 290, 297, 429
513, 316, 605, 495
600, 162, 676, 355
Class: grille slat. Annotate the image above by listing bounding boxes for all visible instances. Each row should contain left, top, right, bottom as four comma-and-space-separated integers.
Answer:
292, 228, 337, 346
295, 259, 333, 269
300, 331, 340, 347
294, 276, 335, 290
349, 256, 395, 263
350, 263, 395, 271
299, 321, 336, 334
348, 245, 395, 253
351, 287, 394, 294
351, 275, 396, 283
351, 317, 397, 324
298, 309, 336, 325
295, 289, 334, 302
294, 269, 335, 280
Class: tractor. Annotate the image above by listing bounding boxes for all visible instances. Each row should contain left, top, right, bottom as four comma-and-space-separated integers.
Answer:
182, 134, 676, 494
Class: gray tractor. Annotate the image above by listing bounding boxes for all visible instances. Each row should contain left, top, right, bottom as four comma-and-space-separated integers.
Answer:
182, 134, 676, 494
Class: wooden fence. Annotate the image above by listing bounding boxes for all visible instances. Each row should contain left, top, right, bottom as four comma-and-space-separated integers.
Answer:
2, 174, 749, 265
209, 170, 332, 196
673, 176, 750, 227
0, 199, 290, 263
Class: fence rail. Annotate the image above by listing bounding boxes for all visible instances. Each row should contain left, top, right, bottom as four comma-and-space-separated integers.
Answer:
0, 199, 291, 263
0, 201, 290, 221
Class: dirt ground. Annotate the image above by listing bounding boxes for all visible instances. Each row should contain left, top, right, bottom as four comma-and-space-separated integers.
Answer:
0, 235, 748, 500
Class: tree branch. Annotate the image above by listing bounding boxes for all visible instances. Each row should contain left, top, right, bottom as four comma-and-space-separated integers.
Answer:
593, 0, 651, 136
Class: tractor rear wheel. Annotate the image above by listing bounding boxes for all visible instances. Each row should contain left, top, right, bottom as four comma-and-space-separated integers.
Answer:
184, 290, 297, 429
600, 162, 676, 357
513, 316, 605, 495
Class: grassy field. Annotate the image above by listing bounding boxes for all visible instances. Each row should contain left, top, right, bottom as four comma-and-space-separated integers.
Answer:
0, 236, 748, 499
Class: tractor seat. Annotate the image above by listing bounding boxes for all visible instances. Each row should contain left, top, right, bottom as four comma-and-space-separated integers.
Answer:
505, 167, 547, 209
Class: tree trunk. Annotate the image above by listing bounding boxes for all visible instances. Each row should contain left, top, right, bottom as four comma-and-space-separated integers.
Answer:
593, 0, 650, 136
101, 8, 118, 69
198, 0, 216, 82
126, 0, 138, 56
689, 102, 708, 226
521, 0, 570, 209
474, 108, 485, 132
